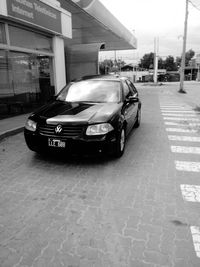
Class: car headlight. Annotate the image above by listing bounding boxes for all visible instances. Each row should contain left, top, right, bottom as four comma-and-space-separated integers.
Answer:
25, 119, 37, 132
86, 123, 114, 136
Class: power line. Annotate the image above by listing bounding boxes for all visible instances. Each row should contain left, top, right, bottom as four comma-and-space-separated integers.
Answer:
189, 0, 200, 11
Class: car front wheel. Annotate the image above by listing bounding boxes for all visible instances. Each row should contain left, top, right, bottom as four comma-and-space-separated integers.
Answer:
113, 127, 126, 158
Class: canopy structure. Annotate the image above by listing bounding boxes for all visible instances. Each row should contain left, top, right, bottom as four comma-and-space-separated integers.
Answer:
59, 0, 137, 81
60, 0, 137, 50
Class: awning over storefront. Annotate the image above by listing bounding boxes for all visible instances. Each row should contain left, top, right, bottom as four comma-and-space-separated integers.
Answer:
60, 0, 137, 50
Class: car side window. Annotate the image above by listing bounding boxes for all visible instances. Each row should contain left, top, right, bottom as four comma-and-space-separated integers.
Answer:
122, 81, 132, 99
126, 80, 138, 96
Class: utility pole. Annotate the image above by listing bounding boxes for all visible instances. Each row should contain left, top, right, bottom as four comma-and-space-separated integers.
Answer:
153, 37, 159, 83
179, 0, 189, 93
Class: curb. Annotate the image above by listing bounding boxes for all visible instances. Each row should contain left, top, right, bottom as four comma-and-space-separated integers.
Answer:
0, 126, 24, 141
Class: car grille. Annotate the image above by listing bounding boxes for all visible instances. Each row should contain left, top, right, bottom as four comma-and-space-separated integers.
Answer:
38, 124, 84, 138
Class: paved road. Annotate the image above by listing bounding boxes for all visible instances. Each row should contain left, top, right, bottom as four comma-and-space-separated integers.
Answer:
0, 85, 200, 267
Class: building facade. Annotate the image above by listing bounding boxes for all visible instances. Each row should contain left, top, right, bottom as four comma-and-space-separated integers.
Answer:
0, 0, 136, 118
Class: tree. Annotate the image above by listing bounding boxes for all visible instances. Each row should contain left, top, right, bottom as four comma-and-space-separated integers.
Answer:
139, 49, 195, 72
165, 56, 177, 71
175, 49, 195, 69
185, 49, 195, 66
139, 52, 154, 69
175, 56, 181, 70
99, 59, 126, 74
158, 57, 165, 69
99, 59, 113, 74
114, 59, 126, 70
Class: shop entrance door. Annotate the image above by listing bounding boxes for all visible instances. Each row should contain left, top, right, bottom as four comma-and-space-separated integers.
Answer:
37, 55, 54, 103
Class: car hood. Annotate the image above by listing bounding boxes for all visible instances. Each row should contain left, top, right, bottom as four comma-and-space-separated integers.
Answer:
32, 101, 122, 124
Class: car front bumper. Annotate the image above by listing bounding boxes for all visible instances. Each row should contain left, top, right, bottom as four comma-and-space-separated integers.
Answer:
24, 129, 117, 155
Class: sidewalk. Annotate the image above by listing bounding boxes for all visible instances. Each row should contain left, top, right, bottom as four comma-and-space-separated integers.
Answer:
0, 81, 199, 141
0, 113, 29, 141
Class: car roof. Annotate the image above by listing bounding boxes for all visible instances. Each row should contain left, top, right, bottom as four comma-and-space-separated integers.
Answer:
80, 74, 128, 82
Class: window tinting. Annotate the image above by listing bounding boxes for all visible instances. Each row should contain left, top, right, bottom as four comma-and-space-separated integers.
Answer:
122, 81, 131, 98
9, 26, 52, 52
126, 80, 137, 95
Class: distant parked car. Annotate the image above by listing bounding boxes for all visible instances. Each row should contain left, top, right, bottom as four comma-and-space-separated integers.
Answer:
24, 76, 141, 157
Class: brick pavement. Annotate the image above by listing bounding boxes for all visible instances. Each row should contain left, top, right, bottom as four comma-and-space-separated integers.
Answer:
0, 84, 200, 266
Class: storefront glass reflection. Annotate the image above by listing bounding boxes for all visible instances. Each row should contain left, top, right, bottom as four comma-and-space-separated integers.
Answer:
9, 26, 52, 52
0, 23, 6, 44
0, 52, 54, 118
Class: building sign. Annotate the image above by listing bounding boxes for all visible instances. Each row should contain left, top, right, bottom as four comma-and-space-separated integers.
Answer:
7, 0, 61, 34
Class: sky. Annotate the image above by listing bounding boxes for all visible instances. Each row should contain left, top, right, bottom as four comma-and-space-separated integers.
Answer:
99, 0, 200, 64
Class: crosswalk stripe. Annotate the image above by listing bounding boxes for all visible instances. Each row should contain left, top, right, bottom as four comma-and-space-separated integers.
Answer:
164, 117, 199, 121
175, 161, 200, 172
166, 128, 198, 133
161, 101, 200, 258
190, 226, 200, 257
161, 107, 192, 109
180, 186, 200, 258
168, 135, 200, 142
171, 146, 200, 154
160, 108, 192, 112
180, 184, 200, 202
162, 111, 197, 113
160, 104, 189, 106
165, 122, 200, 126
162, 113, 198, 117
160, 106, 189, 108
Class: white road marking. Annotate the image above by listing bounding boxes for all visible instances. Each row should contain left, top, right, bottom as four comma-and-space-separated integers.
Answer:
160, 102, 188, 107
161, 107, 191, 109
168, 135, 200, 142
161, 102, 200, 258
160, 105, 191, 109
190, 226, 200, 257
171, 146, 200, 154
161, 107, 188, 110
162, 111, 197, 113
175, 161, 200, 172
161, 102, 200, 259
164, 117, 200, 121
166, 128, 198, 133
162, 113, 198, 117
165, 122, 200, 126
180, 184, 200, 202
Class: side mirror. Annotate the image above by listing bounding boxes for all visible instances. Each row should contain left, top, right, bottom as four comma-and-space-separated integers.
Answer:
127, 96, 139, 103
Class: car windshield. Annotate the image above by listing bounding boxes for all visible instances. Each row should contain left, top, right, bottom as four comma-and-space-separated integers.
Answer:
57, 80, 120, 103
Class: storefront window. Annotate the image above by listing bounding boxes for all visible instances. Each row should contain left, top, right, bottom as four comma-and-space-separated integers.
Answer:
0, 23, 6, 44
10, 52, 40, 100
0, 50, 13, 97
0, 51, 54, 118
9, 25, 52, 52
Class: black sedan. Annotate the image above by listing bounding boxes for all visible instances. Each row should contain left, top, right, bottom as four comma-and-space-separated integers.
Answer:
24, 76, 141, 157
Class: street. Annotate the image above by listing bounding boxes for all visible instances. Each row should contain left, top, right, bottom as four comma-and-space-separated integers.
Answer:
0, 84, 200, 267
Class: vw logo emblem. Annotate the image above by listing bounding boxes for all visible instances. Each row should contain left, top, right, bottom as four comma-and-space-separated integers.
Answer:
55, 124, 62, 134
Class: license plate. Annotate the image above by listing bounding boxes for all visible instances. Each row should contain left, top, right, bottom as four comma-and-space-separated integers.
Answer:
48, 138, 66, 148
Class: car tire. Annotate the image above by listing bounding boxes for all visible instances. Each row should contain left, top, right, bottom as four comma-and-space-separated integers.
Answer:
135, 108, 141, 128
113, 127, 126, 158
